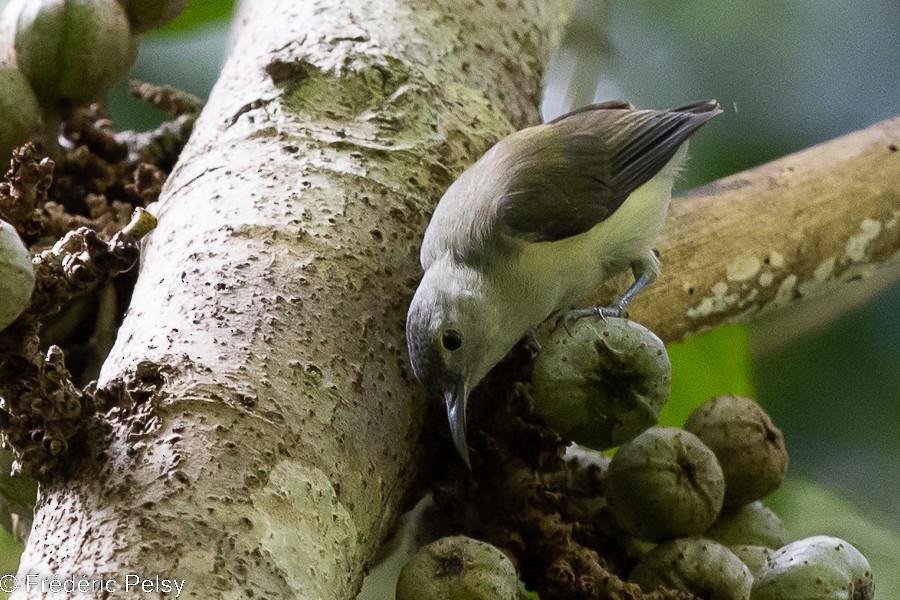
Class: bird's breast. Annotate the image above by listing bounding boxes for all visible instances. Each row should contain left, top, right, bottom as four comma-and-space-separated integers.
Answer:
510, 171, 674, 312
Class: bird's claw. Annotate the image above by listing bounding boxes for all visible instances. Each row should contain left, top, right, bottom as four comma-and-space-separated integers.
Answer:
556, 304, 628, 334
523, 329, 542, 354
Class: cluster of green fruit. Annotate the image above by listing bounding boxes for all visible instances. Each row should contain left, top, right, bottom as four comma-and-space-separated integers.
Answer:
395, 317, 875, 599
0, 0, 186, 157
532, 316, 875, 599
603, 407, 872, 599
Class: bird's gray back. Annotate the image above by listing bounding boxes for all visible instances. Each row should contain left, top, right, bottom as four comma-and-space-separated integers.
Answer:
495, 100, 721, 244
420, 140, 519, 270
420, 100, 722, 270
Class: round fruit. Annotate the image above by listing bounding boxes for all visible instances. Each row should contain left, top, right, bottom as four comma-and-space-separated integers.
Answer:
0, 64, 40, 157
0, 219, 34, 330
531, 316, 670, 450
751, 536, 874, 600
10, 0, 139, 105
684, 395, 788, 508
630, 538, 752, 600
729, 545, 773, 578
605, 426, 725, 541
395, 536, 519, 600
706, 501, 787, 549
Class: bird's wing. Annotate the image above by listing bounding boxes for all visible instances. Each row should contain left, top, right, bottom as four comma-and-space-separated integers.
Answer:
495, 100, 721, 243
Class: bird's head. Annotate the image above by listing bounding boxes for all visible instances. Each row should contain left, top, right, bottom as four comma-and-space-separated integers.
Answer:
406, 263, 506, 467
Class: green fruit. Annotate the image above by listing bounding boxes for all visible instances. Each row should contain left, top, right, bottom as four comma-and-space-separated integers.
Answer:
9, 0, 139, 105
0, 64, 40, 157
630, 538, 752, 600
396, 536, 519, 600
751, 536, 874, 600
531, 316, 670, 450
0, 219, 34, 330
118, 0, 187, 33
729, 545, 773, 578
706, 501, 787, 549
684, 395, 788, 508
605, 427, 725, 542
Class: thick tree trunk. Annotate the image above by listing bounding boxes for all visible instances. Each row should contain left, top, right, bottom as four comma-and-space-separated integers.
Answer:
13, 1, 574, 598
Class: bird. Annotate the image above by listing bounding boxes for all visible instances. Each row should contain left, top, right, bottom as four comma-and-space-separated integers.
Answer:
406, 100, 722, 467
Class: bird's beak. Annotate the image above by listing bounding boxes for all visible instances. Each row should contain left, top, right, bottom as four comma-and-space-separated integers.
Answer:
444, 381, 471, 469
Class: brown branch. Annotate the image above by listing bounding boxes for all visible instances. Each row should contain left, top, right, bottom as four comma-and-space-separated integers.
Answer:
631, 116, 900, 342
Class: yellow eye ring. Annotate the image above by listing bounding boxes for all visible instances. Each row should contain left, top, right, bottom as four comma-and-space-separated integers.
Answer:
441, 329, 462, 351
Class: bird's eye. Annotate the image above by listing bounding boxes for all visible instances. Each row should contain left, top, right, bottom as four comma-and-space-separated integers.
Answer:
441, 329, 462, 351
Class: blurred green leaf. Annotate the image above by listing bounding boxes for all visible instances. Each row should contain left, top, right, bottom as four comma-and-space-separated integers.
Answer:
753, 281, 900, 530
520, 581, 541, 599
151, 0, 235, 35
660, 324, 755, 427
0, 526, 22, 600
767, 478, 899, 598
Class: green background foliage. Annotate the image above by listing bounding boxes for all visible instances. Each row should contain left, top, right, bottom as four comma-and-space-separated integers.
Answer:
154, 0, 234, 33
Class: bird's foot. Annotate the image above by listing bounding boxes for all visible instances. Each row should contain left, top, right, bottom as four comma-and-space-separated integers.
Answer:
556, 304, 628, 333
522, 329, 542, 354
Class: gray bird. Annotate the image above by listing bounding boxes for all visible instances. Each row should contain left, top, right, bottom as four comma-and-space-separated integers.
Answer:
406, 100, 722, 467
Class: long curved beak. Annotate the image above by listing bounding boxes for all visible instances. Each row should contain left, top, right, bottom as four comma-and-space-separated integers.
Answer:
444, 381, 471, 469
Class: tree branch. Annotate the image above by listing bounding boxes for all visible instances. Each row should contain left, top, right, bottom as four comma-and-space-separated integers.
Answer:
632, 116, 900, 342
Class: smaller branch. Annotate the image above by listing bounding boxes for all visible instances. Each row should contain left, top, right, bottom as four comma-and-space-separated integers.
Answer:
630, 116, 900, 342
116, 206, 158, 243
111, 81, 202, 173
129, 80, 204, 117
114, 114, 197, 172
0, 144, 54, 242
28, 208, 152, 318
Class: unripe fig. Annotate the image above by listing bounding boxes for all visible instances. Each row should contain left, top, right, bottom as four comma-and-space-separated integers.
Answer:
605, 426, 725, 542
630, 538, 752, 600
751, 536, 874, 600
531, 316, 670, 450
118, 0, 187, 33
8, 0, 139, 105
729, 545, 773, 578
0, 64, 41, 157
0, 219, 34, 330
396, 536, 519, 600
684, 395, 788, 508
705, 501, 787, 549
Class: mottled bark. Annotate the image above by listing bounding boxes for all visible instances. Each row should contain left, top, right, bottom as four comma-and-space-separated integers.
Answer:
14, 1, 574, 598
